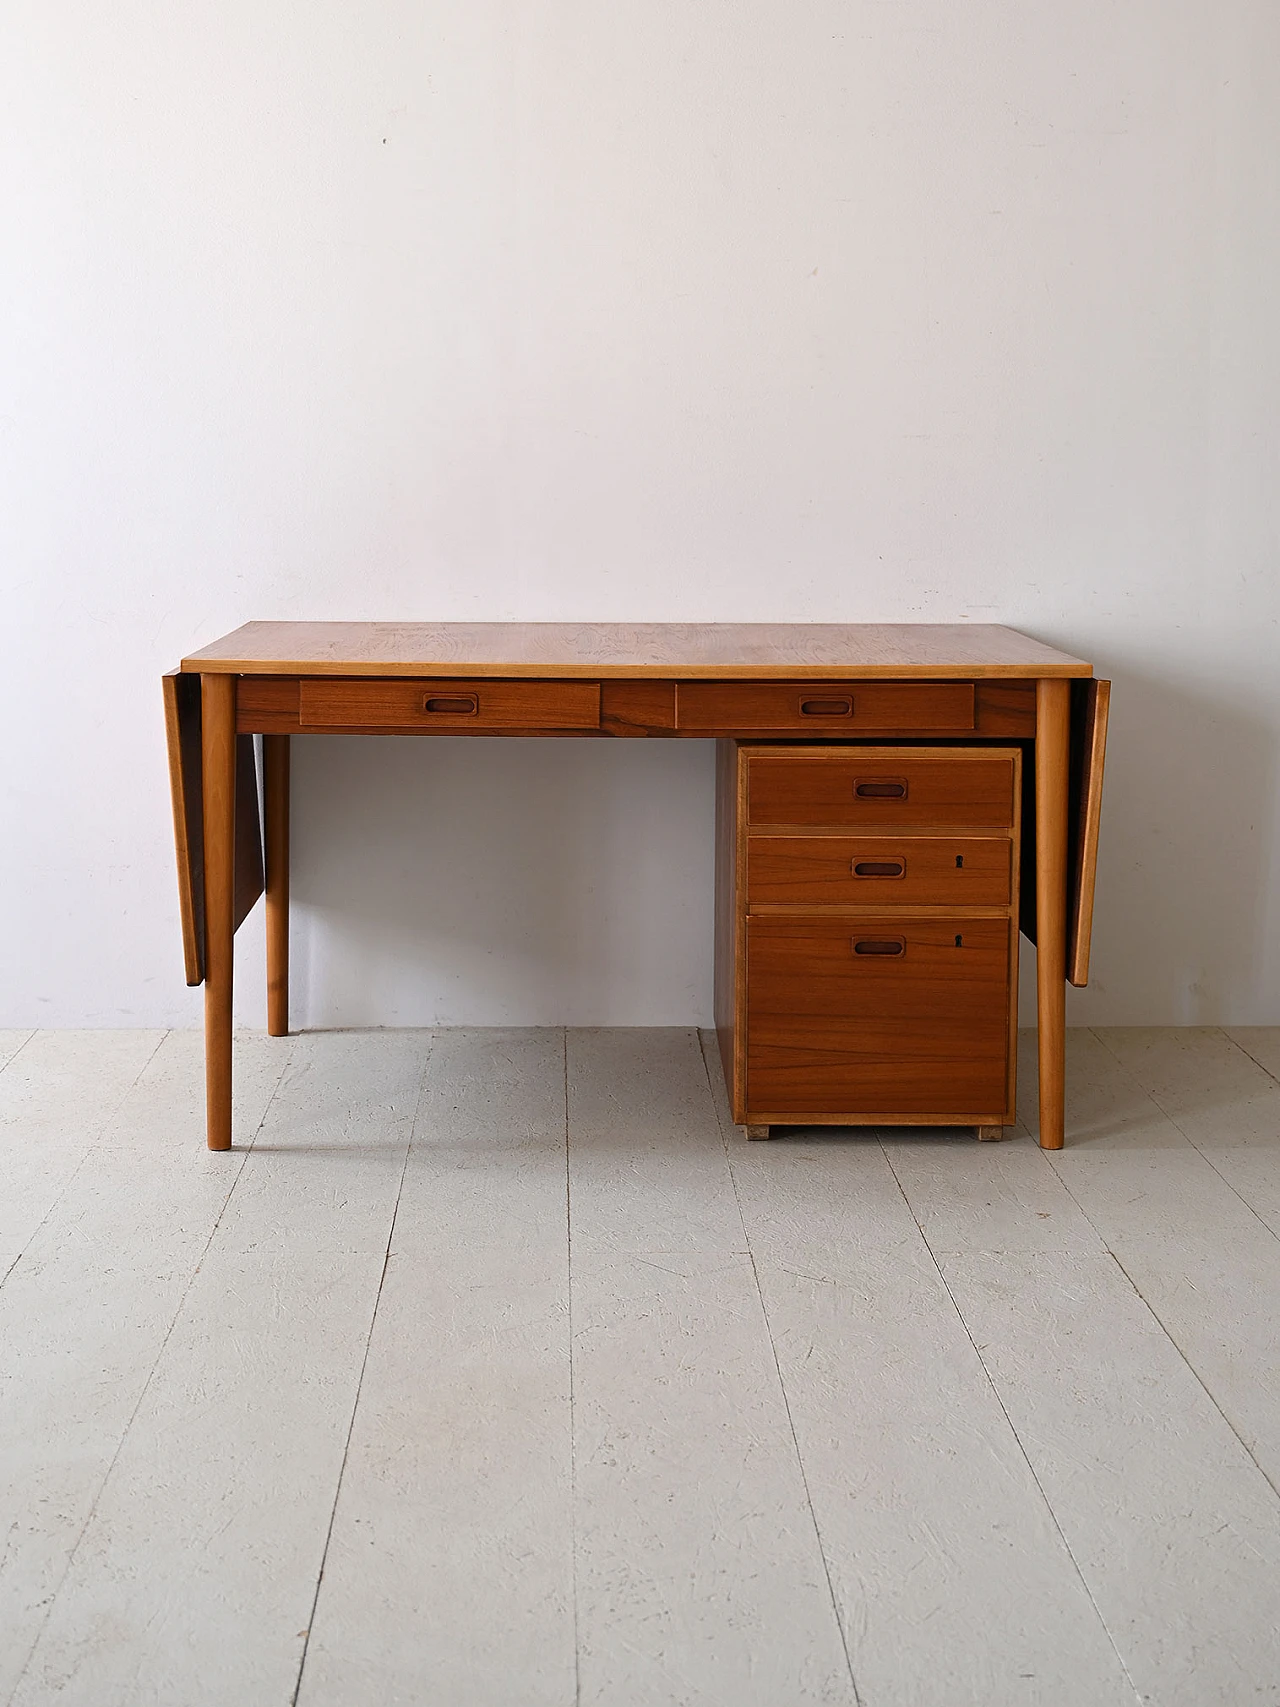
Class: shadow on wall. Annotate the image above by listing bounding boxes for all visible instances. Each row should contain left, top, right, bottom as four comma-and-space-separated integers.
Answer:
1047, 655, 1277, 1027
288, 735, 717, 1028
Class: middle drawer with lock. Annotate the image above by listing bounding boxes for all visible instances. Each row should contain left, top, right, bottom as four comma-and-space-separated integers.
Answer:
747, 834, 1012, 908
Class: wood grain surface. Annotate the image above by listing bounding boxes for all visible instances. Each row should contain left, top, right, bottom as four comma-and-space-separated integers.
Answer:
745, 916, 1011, 1117
715, 743, 1020, 1126
163, 673, 262, 989
263, 735, 290, 1037
162, 672, 204, 986
747, 834, 1012, 908
1019, 676, 1111, 989
297, 676, 601, 731
235, 674, 1040, 738
1034, 679, 1071, 1148
182, 621, 1093, 679
746, 749, 1017, 829
674, 679, 976, 731
201, 675, 237, 1151
1068, 678, 1110, 986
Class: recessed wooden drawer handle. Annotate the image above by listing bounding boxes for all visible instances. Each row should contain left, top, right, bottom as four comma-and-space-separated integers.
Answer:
854, 779, 907, 799
422, 694, 478, 715
853, 937, 905, 956
799, 696, 852, 717
852, 859, 905, 878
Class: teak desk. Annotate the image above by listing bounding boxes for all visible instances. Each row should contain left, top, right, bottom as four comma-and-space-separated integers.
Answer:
164, 623, 1109, 1153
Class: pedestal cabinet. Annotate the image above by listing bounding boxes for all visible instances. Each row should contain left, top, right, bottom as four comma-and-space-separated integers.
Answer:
715, 743, 1022, 1138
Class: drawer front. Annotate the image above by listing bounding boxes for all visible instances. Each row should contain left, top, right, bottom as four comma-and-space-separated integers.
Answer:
747, 836, 1012, 907
747, 752, 1016, 828
746, 917, 1010, 1115
676, 681, 974, 733
298, 678, 601, 730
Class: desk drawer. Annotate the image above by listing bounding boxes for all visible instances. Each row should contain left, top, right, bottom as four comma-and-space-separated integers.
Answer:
746, 916, 1010, 1116
747, 835, 1011, 907
747, 751, 1016, 829
298, 678, 601, 730
677, 681, 974, 734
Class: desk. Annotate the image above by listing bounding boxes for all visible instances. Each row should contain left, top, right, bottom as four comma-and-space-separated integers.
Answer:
164, 623, 1108, 1152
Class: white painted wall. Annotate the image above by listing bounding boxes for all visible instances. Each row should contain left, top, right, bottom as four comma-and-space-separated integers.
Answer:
2, 0, 1278, 1029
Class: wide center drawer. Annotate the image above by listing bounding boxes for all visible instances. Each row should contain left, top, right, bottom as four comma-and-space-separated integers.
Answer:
677, 681, 974, 733
746, 916, 1010, 1116
747, 835, 1012, 907
747, 750, 1016, 828
298, 678, 601, 730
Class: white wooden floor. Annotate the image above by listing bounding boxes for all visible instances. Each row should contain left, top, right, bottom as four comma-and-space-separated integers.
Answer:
2, 1026, 1280, 1706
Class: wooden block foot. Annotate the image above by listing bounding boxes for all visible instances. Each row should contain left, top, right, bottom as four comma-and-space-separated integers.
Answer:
745, 1124, 772, 1141
976, 1123, 1009, 1142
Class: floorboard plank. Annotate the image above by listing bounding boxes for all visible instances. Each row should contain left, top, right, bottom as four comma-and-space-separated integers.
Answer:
1037, 1030, 1280, 1495
725, 1123, 1135, 1707
301, 1249, 574, 1707
390, 1027, 569, 1260
939, 1247, 1280, 1706
567, 1028, 743, 1255
298, 1030, 575, 1707
10, 1250, 385, 1707
0, 1029, 291, 1705
571, 1032, 853, 1704
572, 1250, 856, 1707
0, 1031, 165, 1280
1097, 1026, 1280, 1234
9, 1030, 425, 1707
887, 1101, 1280, 1706
212, 1030, 429, 1255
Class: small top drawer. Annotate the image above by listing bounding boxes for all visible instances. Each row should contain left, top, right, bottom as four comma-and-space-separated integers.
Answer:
677, 681, 974, 734
298, 678, 601, 730
747, 749, 1017, 828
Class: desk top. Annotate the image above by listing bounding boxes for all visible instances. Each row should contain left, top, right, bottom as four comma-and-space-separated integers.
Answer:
183, 622, 1091, 679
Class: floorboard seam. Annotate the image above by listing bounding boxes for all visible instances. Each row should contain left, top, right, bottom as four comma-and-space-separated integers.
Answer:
564, 1028, 581, 1707
1044, 1071, 1280, 1515
1104, 1249, 1280, 1506
4, 1032, 291, 1707
879, 1140, 1145, 1706
0, 1029, 171, 1295
1088, 1029, 1280, 1247
289, 1033, 433, 1707
695, 1031, 865, 1707
0, 1029, 37, 1078
746, 1247, 865, 1707
1224, 1030, 1280, 1087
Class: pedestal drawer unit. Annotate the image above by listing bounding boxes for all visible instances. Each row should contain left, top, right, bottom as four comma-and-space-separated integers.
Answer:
715, 743, 1022, 1138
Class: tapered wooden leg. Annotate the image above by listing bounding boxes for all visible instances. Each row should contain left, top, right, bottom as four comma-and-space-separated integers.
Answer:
263, 734, 290, 1037
201, 674, 236, 1151
1035, 678, 1071, 1150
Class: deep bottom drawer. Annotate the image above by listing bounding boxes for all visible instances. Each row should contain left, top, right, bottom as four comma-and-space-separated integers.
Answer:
746, 916, 1010, 1116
